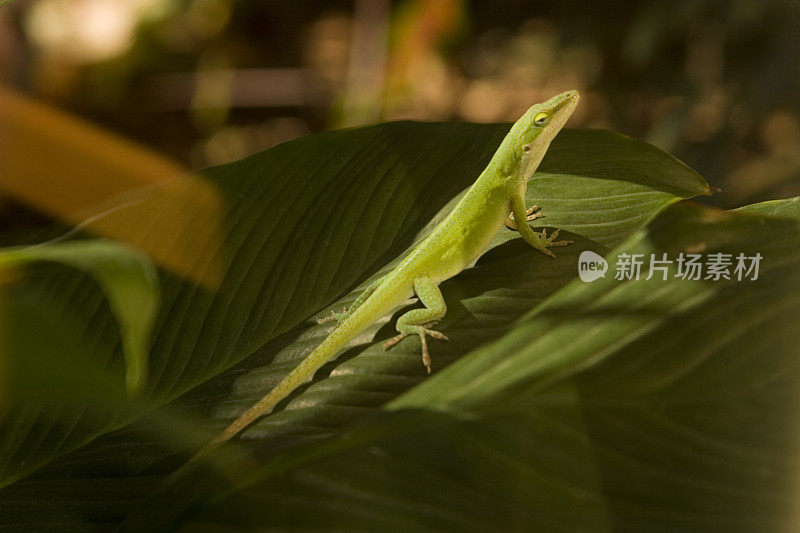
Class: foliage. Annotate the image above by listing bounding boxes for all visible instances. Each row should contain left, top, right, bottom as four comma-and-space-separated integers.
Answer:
0, 239, 160, 396
2, 121, 798, 531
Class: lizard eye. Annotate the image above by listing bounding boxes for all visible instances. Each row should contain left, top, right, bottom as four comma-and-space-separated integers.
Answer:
533, 112, 550, 127
522, 144, 531, 153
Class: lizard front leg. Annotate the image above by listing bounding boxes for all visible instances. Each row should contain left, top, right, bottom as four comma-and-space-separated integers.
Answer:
382, 277, 448, 373
504, 204, 544, 230
510, 195, 571, 258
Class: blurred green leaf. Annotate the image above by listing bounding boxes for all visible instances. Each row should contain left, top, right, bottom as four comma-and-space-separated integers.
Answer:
1, 239, 160, 396
733, 196, 800, 218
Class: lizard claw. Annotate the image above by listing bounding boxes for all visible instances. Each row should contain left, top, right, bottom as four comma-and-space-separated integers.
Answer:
382, 332, 408, 350
422, 328, 449, 341
317, 308, 348, 325
418, 328, 449, 373
505, 205, 545, 230
539, 228, 573, 247
525, 204, 543, 220
529, 228, 573, 259
383, 326, 449, 374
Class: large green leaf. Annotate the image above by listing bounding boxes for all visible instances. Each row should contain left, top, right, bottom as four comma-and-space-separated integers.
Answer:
169, 129, 708, 447
0, 123, 708, 525
1, 121, 507, 487
123, 201, 800, 532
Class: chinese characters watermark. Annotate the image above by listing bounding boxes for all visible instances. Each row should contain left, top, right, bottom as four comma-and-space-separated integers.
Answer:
579, 251, 762, 282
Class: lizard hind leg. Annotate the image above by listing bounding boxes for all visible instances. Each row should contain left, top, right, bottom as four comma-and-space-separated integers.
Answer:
382, 277, 449, 374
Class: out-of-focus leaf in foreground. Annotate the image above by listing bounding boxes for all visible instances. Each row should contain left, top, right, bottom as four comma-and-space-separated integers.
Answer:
0, 240, 160, 396
0, 239, 160, 489
733, 196, 800, 218
125, 201, 800, 532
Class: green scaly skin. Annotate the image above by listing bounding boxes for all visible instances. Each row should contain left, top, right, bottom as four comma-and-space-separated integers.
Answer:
192, 90, 580, 461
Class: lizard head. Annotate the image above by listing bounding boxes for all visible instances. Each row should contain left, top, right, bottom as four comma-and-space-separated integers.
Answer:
509, 89, 580, 183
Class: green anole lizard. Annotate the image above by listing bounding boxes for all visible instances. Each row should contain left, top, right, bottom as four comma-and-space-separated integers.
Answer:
192, 90, 580, 461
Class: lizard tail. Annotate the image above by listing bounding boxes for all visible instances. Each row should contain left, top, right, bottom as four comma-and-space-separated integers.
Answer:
190, 308, 373, 462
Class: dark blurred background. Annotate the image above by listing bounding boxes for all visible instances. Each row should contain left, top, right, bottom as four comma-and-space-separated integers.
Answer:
2, 0, 800, 238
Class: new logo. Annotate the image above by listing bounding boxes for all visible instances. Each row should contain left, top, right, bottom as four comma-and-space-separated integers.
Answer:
578, 250, 608, 282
